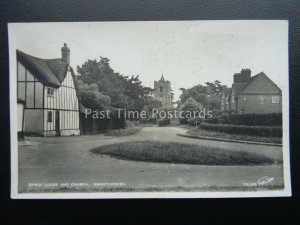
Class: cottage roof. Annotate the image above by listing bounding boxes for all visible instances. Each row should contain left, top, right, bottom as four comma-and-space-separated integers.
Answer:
17, 50, 68, 88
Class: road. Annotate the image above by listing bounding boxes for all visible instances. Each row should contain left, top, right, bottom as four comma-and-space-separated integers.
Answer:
18, 126, 284, 193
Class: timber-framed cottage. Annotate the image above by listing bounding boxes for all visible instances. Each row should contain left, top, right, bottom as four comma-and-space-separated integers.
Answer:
17, 44, 80, 136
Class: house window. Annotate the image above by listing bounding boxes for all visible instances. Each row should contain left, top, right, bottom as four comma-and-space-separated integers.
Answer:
47, 111, 53, 122
259, 96, 266, 104
241, 109, 246, 114
232, 97, 235, 103
160, 86, 163, 92
272, 96, 280, 104
47, 87, 54, 97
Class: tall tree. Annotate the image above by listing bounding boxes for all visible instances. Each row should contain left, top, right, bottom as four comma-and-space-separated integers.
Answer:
178, 80, 227, 113
77, 57, 156, 112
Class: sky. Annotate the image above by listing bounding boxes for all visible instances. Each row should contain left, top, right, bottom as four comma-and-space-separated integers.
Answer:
9, 21, 288, 101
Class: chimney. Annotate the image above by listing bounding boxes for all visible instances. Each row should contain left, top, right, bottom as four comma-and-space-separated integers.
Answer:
240, 69, 251, 80
61, 43, 70, 68
233, 69, 251, 83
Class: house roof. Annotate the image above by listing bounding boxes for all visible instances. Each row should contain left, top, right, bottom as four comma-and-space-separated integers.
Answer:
241, 72, 282, 94
231, 83, 247, 98
17, 50, 68, 88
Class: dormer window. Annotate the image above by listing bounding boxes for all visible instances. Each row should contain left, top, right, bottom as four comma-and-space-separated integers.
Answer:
47, 87, 54, 97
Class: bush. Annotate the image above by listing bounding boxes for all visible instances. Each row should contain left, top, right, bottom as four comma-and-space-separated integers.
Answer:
187, 118, 202, 127
179, 117, 187, 124
204, 116, 219, 124
140, 117, 156, 124
200, 123, 282, 137
205, 113, 282, 126
125, 120, 140, 128
105, 127, 141, 137
158, 118, 171, 126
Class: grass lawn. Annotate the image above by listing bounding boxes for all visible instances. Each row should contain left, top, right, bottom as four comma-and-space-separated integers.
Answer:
186, 127, 282, 144
91, 141, 280, 165
104, 126, 141, 137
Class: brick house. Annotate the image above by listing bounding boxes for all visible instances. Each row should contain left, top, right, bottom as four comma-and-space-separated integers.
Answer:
221, 69, 282, 114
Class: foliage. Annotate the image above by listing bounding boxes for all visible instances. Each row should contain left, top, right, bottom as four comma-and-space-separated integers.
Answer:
205, 113, 282, 126
77, 80, 111, 110
104, 126, 141, 137
142, 97, 162, 118
178, 97, 204, 124
77, 57, 155, 111
200, 123, 282, 137
180, 97, 203, 113
178, 80, 226, 113
187, 118, 202, 127
158, 118, 171, 126
179, 117, 188, 125
186, 128, 282, 144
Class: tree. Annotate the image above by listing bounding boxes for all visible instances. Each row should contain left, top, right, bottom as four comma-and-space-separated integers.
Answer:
178, 80, 227, 113
142, 97, 162, 115
180, 97, 203, 114
77, 57, 156, 112
205, 80, 223, 96
77, 80, 111, 110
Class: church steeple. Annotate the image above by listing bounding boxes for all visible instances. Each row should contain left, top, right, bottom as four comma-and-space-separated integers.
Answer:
154, 74, 173, 108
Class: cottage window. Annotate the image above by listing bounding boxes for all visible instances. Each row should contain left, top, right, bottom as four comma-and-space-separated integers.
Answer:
47, 111, 53, 122
272, 96, 280, 104
47, 87, 54, 97
259, 96, 266, 104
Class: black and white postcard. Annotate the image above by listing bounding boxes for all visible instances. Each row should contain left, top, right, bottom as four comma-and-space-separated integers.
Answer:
9, 21, 291, 198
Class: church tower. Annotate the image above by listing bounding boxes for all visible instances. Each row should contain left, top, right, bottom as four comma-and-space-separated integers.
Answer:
154, 75, 173, 108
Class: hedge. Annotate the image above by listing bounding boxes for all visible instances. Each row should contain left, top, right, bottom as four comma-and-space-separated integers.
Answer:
187, 118, 202, 126
179, 117, 187, 124
158, 118, 171, 126
205, 113, 282, 126
200, 123, 282, 137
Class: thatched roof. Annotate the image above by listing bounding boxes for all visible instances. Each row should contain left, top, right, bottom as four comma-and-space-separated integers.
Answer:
17, 50, 68, 88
